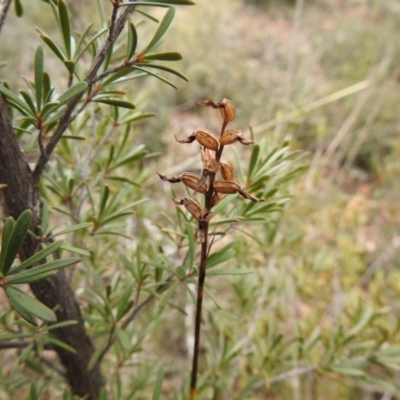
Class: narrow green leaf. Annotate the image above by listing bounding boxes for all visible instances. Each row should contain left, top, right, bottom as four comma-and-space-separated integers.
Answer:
14, 0, 23, 16
247, 144, 260, 182
142, 7, 175, 54
93, 99, 135, 109
47, 335, 77, 353
19, 90, 36, 114
115, 327, 131, 351
34, 45, 44, 110
0, 218, 15, 275
127, 22, 138, 60
135, 63, 188, 81
99, 185, 110, 218
58, 0, 71, 58
119, 112, 156, 125
6, 258, 79, 284
0, 84, 35, 117
206, 242, 236, 269
159, 281, 179, 308
41, 101, 60, 118
2, 210, 32, 276
73, 27, 108, 63
88, 337, 108, 371
116, 287, 133, 321
19, 342, 35, 363
23, 130, 40, 154
61, 135, 85, 141
8, 240, 64, 275
29, 382, 38, 400
143, 52, 182, 61
152, 368, 164, 400
39, 34, 66, 62
133, 66, 178, 89
60, 244, 90, 257
207, 269, 251, 276
5, 285, 56, 324
53, 222, 93, 237
58, 81, 88, 105
75, 23, 94, 57
63, 60, 75, 75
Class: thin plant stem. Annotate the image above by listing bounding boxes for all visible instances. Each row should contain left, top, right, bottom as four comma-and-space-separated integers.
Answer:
190, 222, 208, 400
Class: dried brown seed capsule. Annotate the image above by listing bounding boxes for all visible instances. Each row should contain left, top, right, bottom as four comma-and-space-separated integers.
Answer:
213, 180, 242, 194
173, 197, 202, 220
220, 98, 235, 122
211, 192, 226, 207
239, 189, 265, 202
219, 161, 234, 180
180, 172, 208, 194
194, 129, 219, 151
175, 129, 219, 151
157, 173, 181, 183
219, 129, 254, 146
201, 147, 215, 167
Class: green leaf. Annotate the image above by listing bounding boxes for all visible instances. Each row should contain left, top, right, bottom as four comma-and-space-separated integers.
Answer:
142, 7, 175, 54
6, 258, 80, 284
152, 368, 164, 400
19, 90, 36, 114
39, 34, 66, 62
127, 22, 138, 60
88, 337, 108, 370
115, 327, 131, 351
34, 45, 44, 110
1, 210, 32, 276
247, 144, 260, 182
5, 285, 56, 325
133, 66, 178, 89
207, 269, 251, 276
42, 72, 52, 103
143, 52, 182, 61
206, 242, 236, 269
0, 217, 16, 276
159, 280, 179, 308
8, 240, 64, 275
14, 0, 23, 16
29, 382, 38, 400
93, 99, 135, 109
135, 63, 188, 81
58, 0, 71, 58
60, 244, 90, 257
63, 60, 75, 75
75, 23, 94, 58
52, 222, 93, 237
41, 101, 60, 118
119, 112, 156, 125
0, 84, 35, 117
23, 131, 40, 154
329, 363, 366, 378
47, 335, 76, 353
58, 81, 88, 105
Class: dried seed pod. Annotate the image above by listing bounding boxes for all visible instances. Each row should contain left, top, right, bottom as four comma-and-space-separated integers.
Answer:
213, 180, 242, 194
219, 129, 254, 146
201, 147, 215, 167
239, 188, 265, 202
173, 197, 202, 220
175, 129, 219, 151
181, 172, 208, 194
219, 161, 234, 180
194, 129, 219, 151
157, 173, 182, 183
211, 192, 226, 207
220, 98, 235, 122
204, 159, 219, 174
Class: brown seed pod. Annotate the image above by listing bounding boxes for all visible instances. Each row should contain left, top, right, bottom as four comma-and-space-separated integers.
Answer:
211, 192, 226, 207
220, 98, 235, 122
239, 188, 265, 202
173, 197, 202, 220
213, 180, 242, 194
194, 129, 219, 151
201, 147, 215, 167
220, 129, 254, 146
219, 161, 234, 180
180, 172, 208, 194
157, 173, 182, 183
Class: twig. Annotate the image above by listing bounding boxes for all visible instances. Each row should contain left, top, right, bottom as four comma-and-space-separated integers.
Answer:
0, 340, 53, 350
0, 0, 12, 34
32, 2, 138, 183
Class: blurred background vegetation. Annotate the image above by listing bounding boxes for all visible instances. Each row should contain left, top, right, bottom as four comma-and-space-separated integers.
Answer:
1, 0, 400, 399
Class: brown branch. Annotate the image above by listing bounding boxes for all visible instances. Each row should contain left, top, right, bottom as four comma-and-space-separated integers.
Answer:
0, 0, 12, 34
